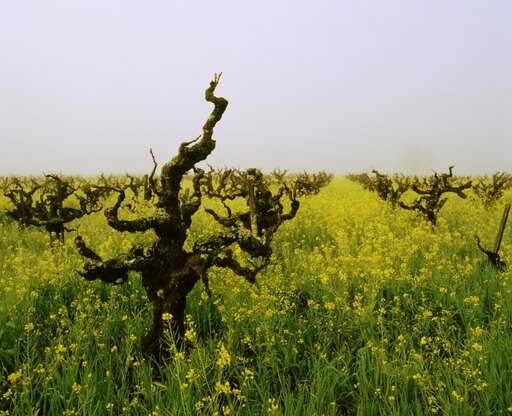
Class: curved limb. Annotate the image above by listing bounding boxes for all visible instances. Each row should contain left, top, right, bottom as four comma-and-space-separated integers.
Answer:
475, 235, 506, 270
159, 74, 229, 213
104, 188, 162, 232
75, 235, 153, 284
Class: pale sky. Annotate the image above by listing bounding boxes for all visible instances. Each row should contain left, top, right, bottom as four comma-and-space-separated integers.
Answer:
1, 1, 511, 176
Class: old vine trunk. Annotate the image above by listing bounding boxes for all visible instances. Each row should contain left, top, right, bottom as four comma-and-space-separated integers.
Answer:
75, 75, 332, 361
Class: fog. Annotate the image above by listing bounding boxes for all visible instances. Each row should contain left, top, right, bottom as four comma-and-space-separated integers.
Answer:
1, 1, 511, 176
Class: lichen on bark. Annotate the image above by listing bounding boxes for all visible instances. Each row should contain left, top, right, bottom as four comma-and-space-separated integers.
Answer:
75, 74, 332, 361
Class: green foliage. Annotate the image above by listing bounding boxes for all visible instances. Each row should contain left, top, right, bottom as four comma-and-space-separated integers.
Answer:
0, 210, 12, 225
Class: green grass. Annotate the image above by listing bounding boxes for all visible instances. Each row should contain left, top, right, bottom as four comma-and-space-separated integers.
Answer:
1, 178, 512, 415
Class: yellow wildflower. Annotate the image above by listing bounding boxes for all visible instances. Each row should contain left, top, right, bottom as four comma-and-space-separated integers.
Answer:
7, 369, 22, 383
216, 343, 231, 368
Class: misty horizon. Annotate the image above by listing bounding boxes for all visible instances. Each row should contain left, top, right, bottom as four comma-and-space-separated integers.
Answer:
1, 1, 511, 177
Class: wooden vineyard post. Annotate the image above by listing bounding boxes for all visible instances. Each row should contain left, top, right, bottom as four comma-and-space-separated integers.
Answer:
476, 203, 511, 270
494, 204, 510, 254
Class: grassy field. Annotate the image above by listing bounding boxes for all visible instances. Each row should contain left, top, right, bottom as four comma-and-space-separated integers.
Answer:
1, 178, 512, 415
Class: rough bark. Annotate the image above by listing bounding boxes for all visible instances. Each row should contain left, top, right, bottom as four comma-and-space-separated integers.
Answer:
399, 166, 472, 226
3, 175, 102, 242
75, 75, 332, 361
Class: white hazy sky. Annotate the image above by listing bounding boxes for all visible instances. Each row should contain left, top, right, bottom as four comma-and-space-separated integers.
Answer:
1, 1, 511, 176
